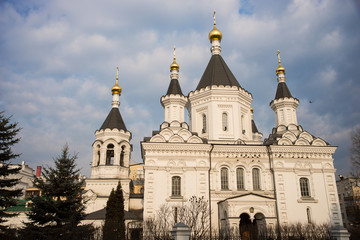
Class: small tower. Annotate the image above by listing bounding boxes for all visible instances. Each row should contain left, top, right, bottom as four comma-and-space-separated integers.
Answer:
161, 47, 188, 123
270, 50, 299, 128
85, 67, 132, 213
188, 12, 254, 142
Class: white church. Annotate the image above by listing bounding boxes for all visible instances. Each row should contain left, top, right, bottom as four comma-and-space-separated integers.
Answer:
84, 14, 348, 238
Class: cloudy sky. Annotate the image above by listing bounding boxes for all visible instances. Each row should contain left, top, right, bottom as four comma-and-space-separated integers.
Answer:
1, 0, 359, 177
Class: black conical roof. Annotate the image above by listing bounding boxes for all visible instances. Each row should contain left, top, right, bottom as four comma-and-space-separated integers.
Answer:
196, 54, 241, 91
166, 79, 184, 96
100, 108, 127, 131
251, 119, 259, 133
274, 82, 292, 100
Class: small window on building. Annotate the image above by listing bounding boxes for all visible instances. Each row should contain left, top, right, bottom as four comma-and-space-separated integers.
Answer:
120, 145, 125, 166
97, 150, 100, 166
300, 178, 311, 197
202, 114, 207, 133
252, 168, 261, 190
307, 207, 312, 223
106, 144, 114, 165
222, 112, 228, 131
221, 167, 229, 190
236, 168, 245, 190
174, 207, 178, 223
172, 176, 181, 196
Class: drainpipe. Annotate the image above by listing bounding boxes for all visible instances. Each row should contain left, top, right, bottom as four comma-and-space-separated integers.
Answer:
208, 144, 214, 239
266, 145, 281, 239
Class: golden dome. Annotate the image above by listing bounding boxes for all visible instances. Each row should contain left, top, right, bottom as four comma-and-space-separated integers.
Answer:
170, 46, 179, 71
112, 67, 122, 95
209, 10, 222, 42
250, 107, 254, 113
276, 50, 285, 74
276, 64, 285, 74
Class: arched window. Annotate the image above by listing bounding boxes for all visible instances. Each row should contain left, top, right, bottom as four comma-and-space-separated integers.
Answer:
222, 112, 228, 131
236, 168, 245, 190
307, 207, 312, 223
252, 168, 261, 190
202, 114, 207, 133
106, 144, 114, 165
172, 176, 181, 196
221, 167, 229, 190
300, 178, 310, 197
120, 145, 125, 166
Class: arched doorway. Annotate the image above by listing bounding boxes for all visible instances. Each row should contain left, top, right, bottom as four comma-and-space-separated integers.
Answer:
239, 212, 266, 240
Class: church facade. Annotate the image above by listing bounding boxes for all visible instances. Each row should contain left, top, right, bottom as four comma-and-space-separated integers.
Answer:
84, 15, 345, 237
141, 16, 343, 235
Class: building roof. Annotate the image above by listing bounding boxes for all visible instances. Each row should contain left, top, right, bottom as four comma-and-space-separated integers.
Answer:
100, 108, 127, 131
166, 79, 184, 96
274, 82, 293, 100
85, 208, 142, 220
196, 54, 241, 91
251, 119, 259, 133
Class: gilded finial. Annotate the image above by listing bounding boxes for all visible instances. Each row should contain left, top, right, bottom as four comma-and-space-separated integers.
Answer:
111, 66, 122, 95
116, 66, 119, 82
213, 10, 216, 26
209, 10, 222, 42
277, 50, 281, 65
170, 46, 179, 71
276, 50, 285, 74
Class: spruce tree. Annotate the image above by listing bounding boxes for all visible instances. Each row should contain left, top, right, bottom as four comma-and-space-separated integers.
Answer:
103, 182, 125, 240
0, 112, 22, 234
22, 144, 92, 240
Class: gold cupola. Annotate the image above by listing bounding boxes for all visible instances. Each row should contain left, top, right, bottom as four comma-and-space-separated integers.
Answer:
276, 50, 285, 74
208, 10, 222, 42
170, 46, 179, 71
111, 66, 122, 95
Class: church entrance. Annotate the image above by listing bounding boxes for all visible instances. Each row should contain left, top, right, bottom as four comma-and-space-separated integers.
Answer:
239, 212, 266, 240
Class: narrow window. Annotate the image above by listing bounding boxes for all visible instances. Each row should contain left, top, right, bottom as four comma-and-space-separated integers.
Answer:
97, 150, 100, 166
241, 115, 245, 134
300, 178, 310, 197
172, 176, 181, 196
222, 112, 228, 131
236, 168, 245, 190
252, 168, 261, 190
106, 144, 114, 165
202, 114, 207, 133
307, 207, 312, 223
120, 146, 125, 166
221, 167, 229, 190
174, 207, 178, 223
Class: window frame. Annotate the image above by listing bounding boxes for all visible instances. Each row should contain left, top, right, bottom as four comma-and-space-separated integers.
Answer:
252, 168, 261, 190
171, 176, 181, 197
236, 168, 245, 190
221, 167, 229, 190
300, 177, 311, 198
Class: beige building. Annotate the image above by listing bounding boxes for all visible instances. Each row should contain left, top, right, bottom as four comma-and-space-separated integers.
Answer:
337, 176, 360, 228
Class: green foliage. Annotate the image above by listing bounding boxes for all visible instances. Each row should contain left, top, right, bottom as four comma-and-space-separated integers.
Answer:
21, 144, 94, 239
103, 182, 125, 240
0, 111, 22, 237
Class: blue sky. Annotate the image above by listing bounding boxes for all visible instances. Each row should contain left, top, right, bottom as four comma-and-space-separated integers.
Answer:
1, 0, 359, 177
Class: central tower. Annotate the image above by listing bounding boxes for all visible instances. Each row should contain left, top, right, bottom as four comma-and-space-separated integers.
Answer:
187, 11, 261, 143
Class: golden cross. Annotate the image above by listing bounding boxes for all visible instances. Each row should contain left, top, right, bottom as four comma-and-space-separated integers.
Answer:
116, 66, 119, 81
277, 50, 281, 64
213, 10, 216, 25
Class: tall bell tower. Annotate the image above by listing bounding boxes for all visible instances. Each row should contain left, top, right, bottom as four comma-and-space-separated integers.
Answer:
85, 67, 132, 213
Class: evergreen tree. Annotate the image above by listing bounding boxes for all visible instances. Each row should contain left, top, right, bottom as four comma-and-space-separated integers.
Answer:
103, 182, 125, 240
0, 111, 22, 237
22, 144, 93, 240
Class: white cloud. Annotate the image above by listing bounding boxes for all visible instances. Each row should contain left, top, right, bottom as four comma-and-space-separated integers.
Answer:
1, 0, 359, 177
